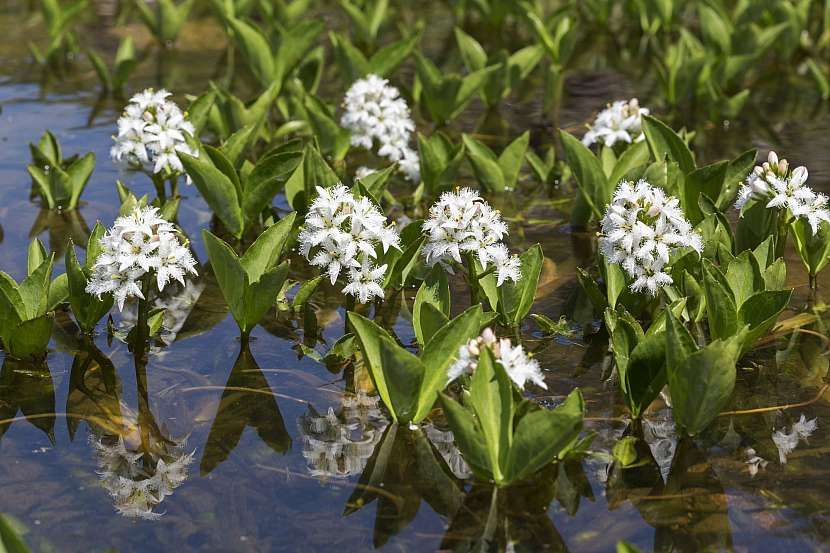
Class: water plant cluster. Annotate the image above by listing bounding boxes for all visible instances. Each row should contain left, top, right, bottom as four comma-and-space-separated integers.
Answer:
3, 0, 830, 548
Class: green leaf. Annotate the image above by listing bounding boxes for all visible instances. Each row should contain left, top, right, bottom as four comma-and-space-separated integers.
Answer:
0, 513, 33, 553
719, 149, 756, 210
725, 251, 763, 308
66, 243, 112, 333
416, 304, 482, 422
641, 115, 695, 175
505, 388, 584, 482
664, 308, 697, 368
202, 230, 247, 330
439, 393, 491, 477
684, 160, 727, 224
347, 312, 396, 420
607, 140, 650, 189
791, 219, 830, 277
243, 151, 303, 222
702, 259, 738, 340
6, 313, 54, 359
669, 339, 738, 436
622, 331, 666, 417
273, 20, 323, 87
181, 151, 243, 238
497, 244, 542, 325
243, 262, 289, 331
576, 267, 607, 313
413, 266, 450, 347
454, 27, 487, 71
378, 335, 423, 422
738, 290, 792, 351
239, 214, 296, 282
469, 347, 513, 482
497, 131, 529, 190
368, 32, 419, 76
560, 131, 607, 218
65, 152, 95, 209
228, 17, 275, 85
462, 134, 505, 192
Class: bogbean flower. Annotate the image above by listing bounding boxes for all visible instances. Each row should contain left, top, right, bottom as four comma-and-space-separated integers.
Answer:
447, 328, 547, 390
298, 185, 400, 304
422, 188, 522, 286
772, 413, 817, 464
111, 88, 198, 182
86, 206, 197, 310
90, 434, 194, 520
735, 151, 830, 234
582, 98, 649, 148
340, 74, 420, 183
599, 180, 702, 296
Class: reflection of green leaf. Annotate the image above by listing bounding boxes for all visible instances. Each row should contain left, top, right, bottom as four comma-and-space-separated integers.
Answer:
0, 357, 55, 443
65, 339, 123, 440
200, 345, 291, 475
344, 424, 463, 548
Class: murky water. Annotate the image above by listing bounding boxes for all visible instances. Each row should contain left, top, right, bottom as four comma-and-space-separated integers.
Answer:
2, 3, 830, 552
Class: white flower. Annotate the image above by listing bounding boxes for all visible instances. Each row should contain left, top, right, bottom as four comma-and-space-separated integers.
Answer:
735, 151, 829, 234
299, 185, 400, 303
582, 99, 649, 148
341, 74, 420, 182
111, 88, 198, 183
447, 328, 546, 390
422, 188, 522, 283
772, 413, 818, 464
744, 447, 768, 477
85, 206, 197, 310
599, 179, 701, 296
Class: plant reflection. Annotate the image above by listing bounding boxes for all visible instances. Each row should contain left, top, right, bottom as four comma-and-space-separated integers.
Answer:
440, 464, 576, 552
28, 207, 90, 259
344, 423, 465, 548
200, 343, 291, 475
0, 356, 55, 443
298, 391, 388, 479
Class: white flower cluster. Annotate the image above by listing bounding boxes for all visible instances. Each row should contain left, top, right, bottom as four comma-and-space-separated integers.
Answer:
582, 98, 649, 148
447, 328, 546, 390
744, 447, 768, 477
91, 435, 194, 520
599, 180, 702, 296
111, 88, 198, 181
340, 74, 420, 183
772, 413, 817, 464
86, 206, 197, 310
422, 188, 522, 286
735, 151, 830, 234
299, 185, 400, 304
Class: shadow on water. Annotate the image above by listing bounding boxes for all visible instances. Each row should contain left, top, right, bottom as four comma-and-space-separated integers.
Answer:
0, 1, 830, 552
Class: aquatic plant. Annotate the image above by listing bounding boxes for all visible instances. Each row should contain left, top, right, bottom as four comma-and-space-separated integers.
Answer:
134, 0, 195, 46
111, 89, 198, 200
340, 74, 420, 183
0, 240, 65, 360
447, 328, 546, 391
86, 206, 197, 311
299, 184, 400, 304
202, 215, 294, 337
27, 130, 95, 211
582, 99, 649, 149
87, 36, 138, 96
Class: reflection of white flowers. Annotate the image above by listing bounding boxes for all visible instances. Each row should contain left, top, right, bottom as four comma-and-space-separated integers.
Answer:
599, 180, 701, 296
90, 435, 195, 520
111, 88, 198, 182
772, 413, 817, 464
341, 74, 420, 183
119, 279, 205, 344
744, 447, 768, 477
298, 392, 388, 479
298, 185, 399, 303
422, 188, 522, 286
735, 151, 830, 234
448, 328, 546, 390
86, 206, 197, 310
582, 99, 649, 148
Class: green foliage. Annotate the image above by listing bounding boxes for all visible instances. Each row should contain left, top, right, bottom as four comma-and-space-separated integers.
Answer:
417, 132, 466, 195
440, 350, 584, 485
27, 131, 95, 210
202, 214, 295, 335
462, 132, 529, 192
348, 305, 482, 424
65, 224, 112, 333
791, 219, 830, 280
29, 0, 87, 63
134, 0, 195, 44
87, 36, 137, 94
0, 514, 33, 553
0, 240, 63, 359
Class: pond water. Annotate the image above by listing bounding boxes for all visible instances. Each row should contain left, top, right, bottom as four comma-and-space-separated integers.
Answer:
2, 3, 830, 552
